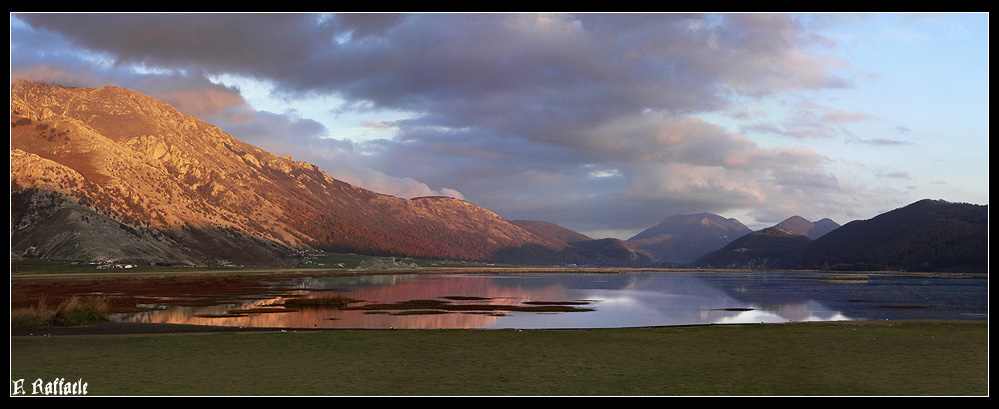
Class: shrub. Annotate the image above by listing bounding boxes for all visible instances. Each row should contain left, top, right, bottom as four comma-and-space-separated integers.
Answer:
11, 296, 111, 328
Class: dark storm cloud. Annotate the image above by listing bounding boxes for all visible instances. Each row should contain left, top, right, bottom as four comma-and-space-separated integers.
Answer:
15, 13, 846, 145
310, 13, 847, 147
11, 13, 864, 236
330, 13, 406, 39
17, 13, 323, 75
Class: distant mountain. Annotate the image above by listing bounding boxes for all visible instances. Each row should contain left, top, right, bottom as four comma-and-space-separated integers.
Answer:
693, 216, 839, 269
772, 216, 840, 239
694, 227, 812, 269
626, 213, 752, 265
9, 81, 569, 266
509, 220, 654, 266
510, 220, 592, 244
783, 199, 988, 272
565, 238, 655, 267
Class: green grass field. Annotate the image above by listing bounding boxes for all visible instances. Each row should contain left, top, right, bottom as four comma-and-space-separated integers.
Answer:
10, 320, 987, 396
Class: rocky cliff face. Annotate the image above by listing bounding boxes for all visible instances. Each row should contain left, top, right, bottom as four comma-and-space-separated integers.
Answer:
10, 81, 561, 266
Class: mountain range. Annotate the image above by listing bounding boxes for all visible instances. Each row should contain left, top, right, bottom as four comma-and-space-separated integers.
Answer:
781, 199, 988, 272
9, 81, 989, 272
10, 81, 646, 267
696, 200, 987, 272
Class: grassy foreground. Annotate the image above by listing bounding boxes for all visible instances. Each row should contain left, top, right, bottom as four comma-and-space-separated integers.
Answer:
10, 320, 987, 396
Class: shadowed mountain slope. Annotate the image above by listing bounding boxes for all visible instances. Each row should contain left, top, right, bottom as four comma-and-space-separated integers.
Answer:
783, 199, 988, 272
508, 220, 654, 266
694, 227, 813, 269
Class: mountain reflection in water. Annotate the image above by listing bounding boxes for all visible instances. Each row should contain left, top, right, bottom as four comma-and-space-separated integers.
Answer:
112, 272, 987, 329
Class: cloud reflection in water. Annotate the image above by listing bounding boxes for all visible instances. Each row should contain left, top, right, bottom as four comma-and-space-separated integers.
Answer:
113, 272, 984, 329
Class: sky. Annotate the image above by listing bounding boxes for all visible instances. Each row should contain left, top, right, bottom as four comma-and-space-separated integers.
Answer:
9, 13, 990, 239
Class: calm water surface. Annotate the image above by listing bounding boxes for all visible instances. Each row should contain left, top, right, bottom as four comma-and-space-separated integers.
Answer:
112, 271, 988, 329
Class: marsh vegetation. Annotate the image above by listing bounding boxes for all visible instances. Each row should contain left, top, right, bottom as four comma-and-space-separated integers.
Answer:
11, 296, 111, 328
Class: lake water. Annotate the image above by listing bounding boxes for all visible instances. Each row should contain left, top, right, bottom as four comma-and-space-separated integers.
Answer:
112, 271, 988, 329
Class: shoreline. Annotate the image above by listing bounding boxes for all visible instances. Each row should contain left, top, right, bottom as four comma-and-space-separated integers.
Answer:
11, 318, 985, 338
11, 265, 985, 281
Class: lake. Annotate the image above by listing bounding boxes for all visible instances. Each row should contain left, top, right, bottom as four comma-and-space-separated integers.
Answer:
111, 271, 988, 329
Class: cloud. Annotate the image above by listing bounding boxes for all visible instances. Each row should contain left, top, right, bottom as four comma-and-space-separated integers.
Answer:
360, 120, 395, 129
141, 78, 252, 122
13, 13, 853, 141
207, 107, 465, 200
14, 13, 937, 235
851, 138, 916, 146
17, 14, 321, 74
739, 100, 875, 140
882, 171, 911, 179
370, 111, 846, 233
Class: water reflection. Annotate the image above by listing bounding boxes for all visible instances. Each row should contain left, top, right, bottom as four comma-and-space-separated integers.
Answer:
112, 272, 987, 329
